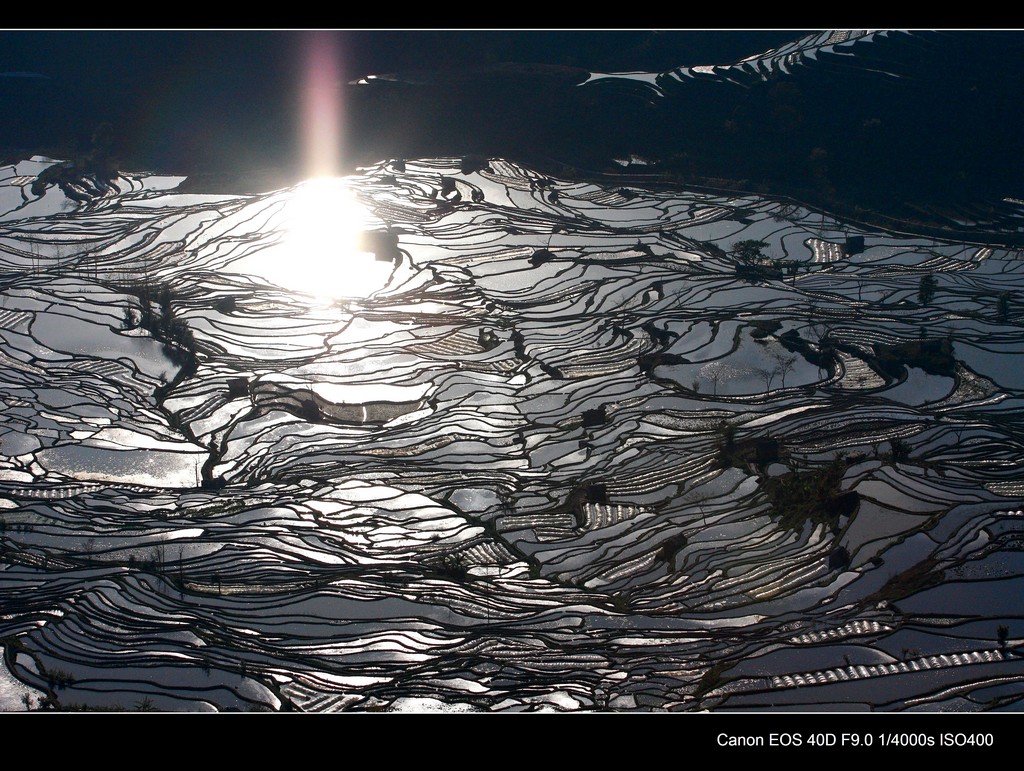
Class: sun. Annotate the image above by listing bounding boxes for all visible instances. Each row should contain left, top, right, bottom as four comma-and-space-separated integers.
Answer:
249, 177, 398, 301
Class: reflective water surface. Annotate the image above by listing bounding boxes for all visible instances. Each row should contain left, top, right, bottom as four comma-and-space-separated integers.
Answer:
0, 156, 1021, 712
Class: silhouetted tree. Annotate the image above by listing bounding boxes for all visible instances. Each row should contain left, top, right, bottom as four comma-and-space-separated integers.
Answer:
755, 366, 777, 392
889, 437, 911, 463
773, 349, 798, 388
732, 239, 769, 264
997, 291, 1011, 322
918, 274, 937, 305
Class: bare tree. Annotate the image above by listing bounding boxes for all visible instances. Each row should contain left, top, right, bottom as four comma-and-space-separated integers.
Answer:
701, 361, 733, 396
806, 317, 833, 380
772, 349, 798, 388
755, 366, 777, 392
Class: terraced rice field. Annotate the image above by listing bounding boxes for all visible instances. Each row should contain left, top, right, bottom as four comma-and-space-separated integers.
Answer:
0, 155, 1021, 712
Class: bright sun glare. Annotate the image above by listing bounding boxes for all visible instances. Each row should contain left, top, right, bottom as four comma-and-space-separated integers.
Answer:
234, 35, 399, 302
259, 178, 397, 301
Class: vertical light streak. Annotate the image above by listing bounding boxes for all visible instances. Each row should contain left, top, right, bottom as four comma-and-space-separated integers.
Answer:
302, 32, 343, 179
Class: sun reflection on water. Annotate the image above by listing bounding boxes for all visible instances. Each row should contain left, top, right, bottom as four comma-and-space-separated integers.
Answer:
248, 177, 398, 301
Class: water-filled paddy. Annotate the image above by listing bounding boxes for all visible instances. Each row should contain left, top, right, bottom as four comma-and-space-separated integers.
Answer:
0, 154, 1021, 712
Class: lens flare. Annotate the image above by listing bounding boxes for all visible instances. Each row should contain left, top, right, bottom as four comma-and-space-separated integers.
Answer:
302, 32, 344, 179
